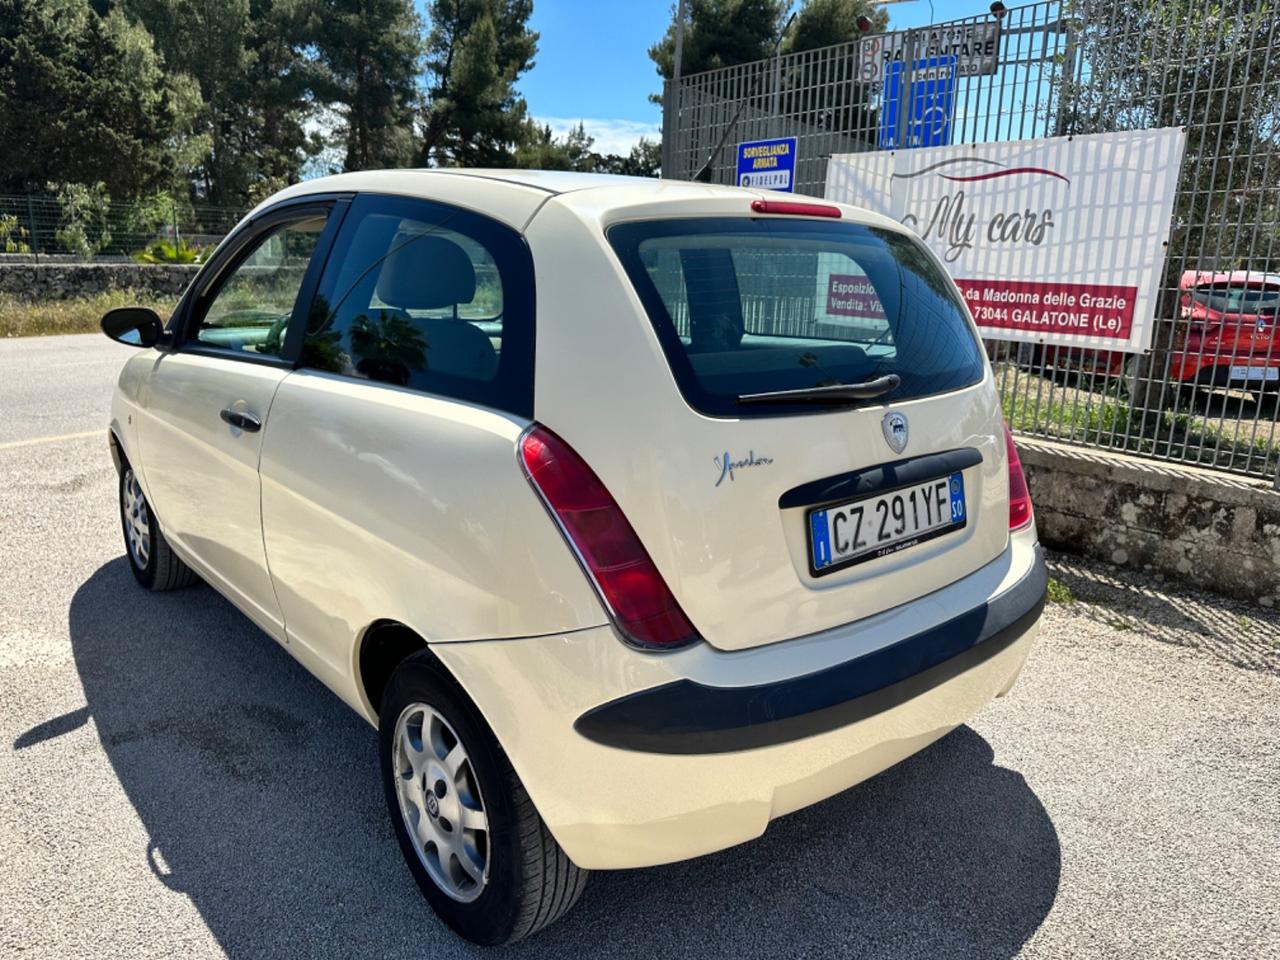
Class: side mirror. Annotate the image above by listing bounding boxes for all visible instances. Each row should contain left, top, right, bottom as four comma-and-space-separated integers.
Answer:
101, 307, 165, 348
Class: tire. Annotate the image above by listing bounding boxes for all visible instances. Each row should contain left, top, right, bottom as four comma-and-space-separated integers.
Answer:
379, 653, 588, 945
1119, 355, 1195, 409
119, 463, 199, 591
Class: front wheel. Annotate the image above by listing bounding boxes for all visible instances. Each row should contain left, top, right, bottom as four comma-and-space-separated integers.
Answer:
119, 465, 198, 591
379, 653, 588, 945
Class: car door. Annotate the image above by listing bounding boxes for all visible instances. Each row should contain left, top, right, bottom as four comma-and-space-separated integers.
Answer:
134, 200, 343, 639
257, 192, 602, 700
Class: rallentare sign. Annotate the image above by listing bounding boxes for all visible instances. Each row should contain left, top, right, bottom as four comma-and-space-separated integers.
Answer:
825, 130, 1187, 353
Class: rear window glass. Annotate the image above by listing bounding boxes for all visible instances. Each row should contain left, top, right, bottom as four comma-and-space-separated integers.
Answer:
1190, 283, 1280, 315
608, 218, 985, 417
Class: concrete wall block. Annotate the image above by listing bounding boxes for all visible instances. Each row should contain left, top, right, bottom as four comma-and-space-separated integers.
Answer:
1032, 507, 1091, 549
1165, 494, 1237, 542
1017, 436, 1280, 604
1111, 485, 1166, 534
0, 263, 200, 301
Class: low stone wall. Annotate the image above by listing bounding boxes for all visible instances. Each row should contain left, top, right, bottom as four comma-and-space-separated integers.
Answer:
1018, 436, 1280, 607
0, 262, 201, 300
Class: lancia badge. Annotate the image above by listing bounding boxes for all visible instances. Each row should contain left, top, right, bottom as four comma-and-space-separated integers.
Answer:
882, 411, 909, 454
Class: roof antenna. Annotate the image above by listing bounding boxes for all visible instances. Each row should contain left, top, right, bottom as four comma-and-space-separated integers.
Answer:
692, 12, 797, 184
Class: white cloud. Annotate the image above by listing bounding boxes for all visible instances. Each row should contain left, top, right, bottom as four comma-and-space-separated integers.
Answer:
533, 116, 662, 156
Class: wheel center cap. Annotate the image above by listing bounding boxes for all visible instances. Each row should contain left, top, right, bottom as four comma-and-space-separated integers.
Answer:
426, 793, 439, 817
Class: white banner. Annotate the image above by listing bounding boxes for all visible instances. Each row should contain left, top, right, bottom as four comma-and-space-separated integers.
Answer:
825, 130, 1187, 353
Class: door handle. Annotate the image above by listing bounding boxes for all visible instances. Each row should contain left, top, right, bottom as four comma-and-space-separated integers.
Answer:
219, 408, 262, 432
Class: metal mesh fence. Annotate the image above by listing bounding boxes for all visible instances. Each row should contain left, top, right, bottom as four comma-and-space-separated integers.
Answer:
0, 194, 246, 262
662, 0, 1280, 483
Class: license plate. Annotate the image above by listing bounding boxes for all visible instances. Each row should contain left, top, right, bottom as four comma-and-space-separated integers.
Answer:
1229, 365, 1279, 382
808, 472, 966, 575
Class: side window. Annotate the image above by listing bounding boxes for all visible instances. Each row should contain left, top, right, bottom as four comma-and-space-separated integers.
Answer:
301, 194, 534, 416
196, 215, 328, 356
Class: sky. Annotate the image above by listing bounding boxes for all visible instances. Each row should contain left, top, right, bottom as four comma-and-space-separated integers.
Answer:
511, 0, 987, 154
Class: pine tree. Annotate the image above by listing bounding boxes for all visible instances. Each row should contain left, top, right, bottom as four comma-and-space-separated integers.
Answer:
420, 0, 538, 167
648, 0, 787, 99
311, 0, 423, 172
0, 0, 204, 197
123, 0, 322, 202
513, 121, 597, 171
782, 0, 887, 53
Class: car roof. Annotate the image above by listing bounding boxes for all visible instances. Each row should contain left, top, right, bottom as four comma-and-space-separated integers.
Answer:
250, 168, 907, 236
1181, 269, 1280, 288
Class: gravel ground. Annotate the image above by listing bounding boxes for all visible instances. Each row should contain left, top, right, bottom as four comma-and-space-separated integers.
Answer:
1, 335, 1278, 959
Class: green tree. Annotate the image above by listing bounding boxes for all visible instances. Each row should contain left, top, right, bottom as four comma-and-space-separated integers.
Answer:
420, 0, 538, 166
49, 181, 112, 257
1049, 0, 1280, 405
1054, 0, 1279, 280
0, 0, 204, 197
513, 124, 663, 178
598, 138, 663, 177
782, 0, 887, 53
513, 121, 596, 170
311, 0, 423, 171
124, 0, 322, 203
777, 0, 888, 150
245, 0, 328, 194
648, 0, 787, 100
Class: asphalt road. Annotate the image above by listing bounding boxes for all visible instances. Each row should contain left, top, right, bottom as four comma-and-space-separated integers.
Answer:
1, 334, 1278, 959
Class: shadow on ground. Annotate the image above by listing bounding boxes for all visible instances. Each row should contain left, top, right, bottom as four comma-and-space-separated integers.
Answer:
59, 558, 1060, 959
1046, 551, 1280, 675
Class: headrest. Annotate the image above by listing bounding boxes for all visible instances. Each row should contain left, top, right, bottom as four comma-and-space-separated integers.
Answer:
375, 235, 477, 310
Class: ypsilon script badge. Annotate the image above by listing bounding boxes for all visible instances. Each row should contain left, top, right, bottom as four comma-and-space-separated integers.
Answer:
881, 411, 908, 454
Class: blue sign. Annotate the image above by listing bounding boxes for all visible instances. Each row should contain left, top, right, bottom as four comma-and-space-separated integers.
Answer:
736, 137, 797, 192
878, 55, 957, 150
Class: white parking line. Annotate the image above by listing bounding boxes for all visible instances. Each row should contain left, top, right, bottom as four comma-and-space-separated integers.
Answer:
0, 429, 102, 451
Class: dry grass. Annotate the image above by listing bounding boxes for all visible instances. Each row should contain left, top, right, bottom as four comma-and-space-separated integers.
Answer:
0, 290, 175, 339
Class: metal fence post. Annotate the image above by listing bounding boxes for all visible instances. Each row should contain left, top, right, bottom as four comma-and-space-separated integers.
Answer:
897, 28, 917, 149
661, 80, 675, 179
26, 194, 38, 263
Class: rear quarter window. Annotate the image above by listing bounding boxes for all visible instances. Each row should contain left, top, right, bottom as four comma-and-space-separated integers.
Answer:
300, 193, 535, 417
608, 218, 986, 417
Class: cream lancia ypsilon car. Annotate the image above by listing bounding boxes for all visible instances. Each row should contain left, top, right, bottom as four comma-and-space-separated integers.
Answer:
101, 170, 1046, 944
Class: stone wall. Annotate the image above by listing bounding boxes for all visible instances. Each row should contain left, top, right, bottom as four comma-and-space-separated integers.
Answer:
1018, 436, 1280, 607
0, 262, 201, 300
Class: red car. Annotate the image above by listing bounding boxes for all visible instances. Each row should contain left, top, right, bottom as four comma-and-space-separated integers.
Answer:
1033, 270, 1280, 398
1168, 270, 1280, 391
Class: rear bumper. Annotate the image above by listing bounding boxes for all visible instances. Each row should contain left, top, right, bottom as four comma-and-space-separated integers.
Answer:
434, 530, 1045, 870
576, 545, 1045, 754
1169, 351, 1280, 384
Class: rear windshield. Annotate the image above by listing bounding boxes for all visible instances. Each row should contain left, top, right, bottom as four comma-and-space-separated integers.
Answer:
608, 218, 986, 416
1190, 282, 1280, 315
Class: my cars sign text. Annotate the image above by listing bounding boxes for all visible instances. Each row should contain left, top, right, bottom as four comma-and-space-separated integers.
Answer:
824, 129, 1187, 353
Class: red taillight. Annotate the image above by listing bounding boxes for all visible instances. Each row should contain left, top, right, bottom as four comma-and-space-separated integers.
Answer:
519, 426, 700, 650
1005, 424, 1034, 531
750, 199, 842, 218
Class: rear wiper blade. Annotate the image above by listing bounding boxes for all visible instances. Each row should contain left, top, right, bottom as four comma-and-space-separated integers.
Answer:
736, 373, 902, 405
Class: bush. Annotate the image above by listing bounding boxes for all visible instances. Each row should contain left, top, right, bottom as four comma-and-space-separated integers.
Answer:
133, 238, 209, 264
0, 214, 30, 253
48, 181, 113, 258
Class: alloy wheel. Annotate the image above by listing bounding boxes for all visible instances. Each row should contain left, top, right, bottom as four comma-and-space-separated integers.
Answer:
122, 469, 151, 570
392, 702, 491, 902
